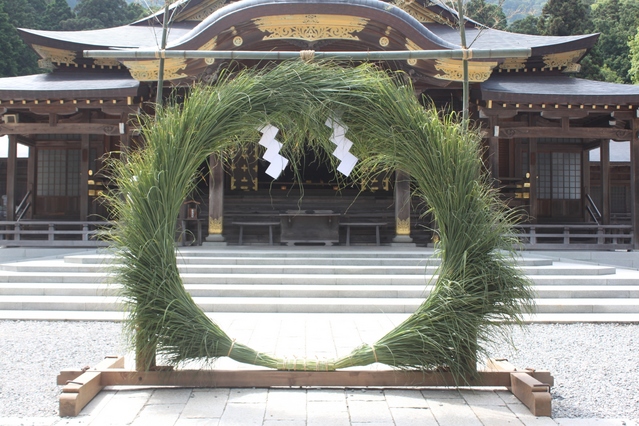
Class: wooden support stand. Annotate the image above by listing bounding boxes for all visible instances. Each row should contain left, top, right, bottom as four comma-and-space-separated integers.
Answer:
58, 357, 553, 418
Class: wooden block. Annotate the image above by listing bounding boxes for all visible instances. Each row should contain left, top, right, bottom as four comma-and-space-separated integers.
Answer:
510, 372, 552, 417
57, 356, 124, 385
59, 371, 103, 417
97, 369, 513, 388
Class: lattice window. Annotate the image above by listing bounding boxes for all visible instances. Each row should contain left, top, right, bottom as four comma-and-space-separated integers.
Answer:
37, 149, 81, 197
537, 152, 581, 200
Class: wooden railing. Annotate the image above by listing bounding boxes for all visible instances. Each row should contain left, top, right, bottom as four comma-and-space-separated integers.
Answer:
515, 224, 633, 250
0, 221, 114, 247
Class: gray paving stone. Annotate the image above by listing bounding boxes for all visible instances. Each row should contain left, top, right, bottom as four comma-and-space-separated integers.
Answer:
264, 389, 306, 421
384, 389, 429, 408
131, 403, 183, 426
421, 388, 463, 399
227, 388, 268, 403
554, 420, 635, 426
174, 419, 220, 426
471, 404, 525, 425
218, 402, 266, 426
506, 402, 559, 426
88, 391, 151, 426
348, 400, 394, 424
181, 389, 229, 418
390, 406, 438, 426
306, 389, 347, 402
427, 398, 483, 426
460, 389, 508, 406
148, 388, 193, 405
262, 421, 306, 426
347, 389, 386, 401
307, 401, 350, 426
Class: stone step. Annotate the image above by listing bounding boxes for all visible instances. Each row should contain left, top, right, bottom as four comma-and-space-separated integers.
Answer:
0, 260, 617, 276
64, 253, 555, 267
2, 294, 639, 314
3, 283, 639, 300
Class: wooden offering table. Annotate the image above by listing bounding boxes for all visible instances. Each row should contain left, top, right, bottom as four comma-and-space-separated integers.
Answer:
280, 210, 340, 246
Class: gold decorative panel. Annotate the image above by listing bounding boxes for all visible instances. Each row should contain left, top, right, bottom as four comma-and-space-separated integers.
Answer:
32, 45, 77, 66
393, 0, 454, 25
229, 146, 259, 191
396, 218, 411, 236
94, 57, 121, 67
434, 58, 497, 82
542, 49, 585, 70
499, 57, 527, 71
253, 14, 369, 42
208, 217, 223, 234
123, 58, 187, 81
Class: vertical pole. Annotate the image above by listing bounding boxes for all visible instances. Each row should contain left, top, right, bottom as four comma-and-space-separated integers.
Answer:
26, 143, 34, 219
630, 115, 639, 249
582, 148, 591, 222
391, 170, 414, 245
457, 0, 469, 130
80, 135, 89, 221
6, 135, 17, 221
155, 0, 171, 107
601, 139, 611, 224
205, 154, 226, 244
488, 117, 500, 182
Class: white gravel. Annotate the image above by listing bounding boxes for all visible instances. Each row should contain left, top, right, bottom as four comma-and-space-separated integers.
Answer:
0, 321, 637, 420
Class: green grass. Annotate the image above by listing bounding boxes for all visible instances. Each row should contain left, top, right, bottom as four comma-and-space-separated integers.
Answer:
103, 60, 533, 377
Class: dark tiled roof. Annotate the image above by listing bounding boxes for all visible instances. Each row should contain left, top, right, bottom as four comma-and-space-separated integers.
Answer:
19, 22, 195, 50
480, 75, 639, 105
0, 72, 142, 100
429, 25, 598, 55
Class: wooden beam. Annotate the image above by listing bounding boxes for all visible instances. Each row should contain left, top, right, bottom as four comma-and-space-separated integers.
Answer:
6, 136, 17, 221
631, 117, 639, 249
510, 372, 552, 417
498, 127, 632, 140
0, 122, 121, 135
601, 139, 611, 224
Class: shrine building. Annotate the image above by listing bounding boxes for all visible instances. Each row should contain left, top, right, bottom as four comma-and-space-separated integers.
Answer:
1, 0, 639, 249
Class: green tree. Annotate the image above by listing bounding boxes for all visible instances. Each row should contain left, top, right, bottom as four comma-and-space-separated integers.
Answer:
61, 0, 145, 30
537, 0, 592, 36
0, 0, 45, 76
507, 15, 540, 34
43, 0, 75, 31
0, 1, 22, 76
630, 27, 639, 84
466, 0, 508, 29
584, 0, 639, 83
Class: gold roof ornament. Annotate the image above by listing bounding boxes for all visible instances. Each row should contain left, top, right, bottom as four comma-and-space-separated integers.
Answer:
253, 14, 369, 42
434, 58, 497, 82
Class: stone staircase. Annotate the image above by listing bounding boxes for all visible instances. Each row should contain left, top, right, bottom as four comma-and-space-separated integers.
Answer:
0, 247, 638, 322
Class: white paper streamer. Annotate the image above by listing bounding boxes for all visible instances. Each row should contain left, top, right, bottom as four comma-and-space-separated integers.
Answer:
257, 124, 289, 179
325, 117, 358, 176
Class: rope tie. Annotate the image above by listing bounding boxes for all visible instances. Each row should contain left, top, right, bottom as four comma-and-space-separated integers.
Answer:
227, 339, 236, 357
461, 49, 473, 61
300, 50, 315, 62
371, 344, 378, 363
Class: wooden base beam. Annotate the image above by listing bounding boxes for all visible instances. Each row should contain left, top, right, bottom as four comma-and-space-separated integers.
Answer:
58, 357, 553, 417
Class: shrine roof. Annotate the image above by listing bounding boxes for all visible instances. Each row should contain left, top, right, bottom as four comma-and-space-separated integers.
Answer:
427, 25, 598, 56
0, 72, 142, 101
19, 22, 196, 50
480, 75, 639, 105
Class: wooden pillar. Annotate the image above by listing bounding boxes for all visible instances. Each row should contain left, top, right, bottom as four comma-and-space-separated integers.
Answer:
205, 153, 226, 244
391, 170, 414, 245
6, 135, 17, 221
528, 138, 538, 223
488, 117, 500, 182
26, 143, 35, 219
631, 115, 639, 249
601, 139, 611, 224
80, 135, 89, 221
582, 147, 591, 222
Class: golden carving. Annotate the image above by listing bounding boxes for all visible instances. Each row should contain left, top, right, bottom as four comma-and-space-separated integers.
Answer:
379, 37, 389, 47
434, 58, 497, 82
209, 217, 223, 234
94, 57, 121, 67
405, 39, 421, 66
233, 36, 243, 46
542, 49, 585, 70
499, 57, 526, 71
178, 0, 226, 21
563, 62, 582, 73
123, 58, 187, 81
32, 45, 77, 66
253, 14, 369, 42
396, 218, 411, 236
392, 0, 454, 25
